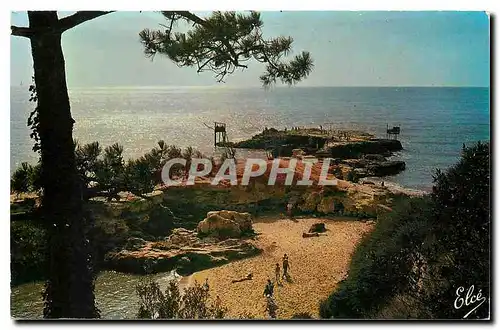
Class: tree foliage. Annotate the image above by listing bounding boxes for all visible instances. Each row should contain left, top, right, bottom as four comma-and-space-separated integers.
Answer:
11, 162, 42, 194
136, 279, 227, 319
423, 141, 490, 319
320, 142, 490, 319
139, 11, 313, 86
11, 10, 313, 319
11, 220, 46, 285
11, 141, 203, 200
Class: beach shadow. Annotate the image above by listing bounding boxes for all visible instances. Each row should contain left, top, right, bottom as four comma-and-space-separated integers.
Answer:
231, 278, 252, 284
284, 274, 293, 283
231, 273, 254, 284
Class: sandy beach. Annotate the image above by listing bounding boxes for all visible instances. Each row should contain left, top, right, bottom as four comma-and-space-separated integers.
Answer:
189, 216, 374, 319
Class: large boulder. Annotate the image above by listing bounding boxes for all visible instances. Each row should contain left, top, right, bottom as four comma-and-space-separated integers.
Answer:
198, 214, 241, 237
208, 210, 253, 232
309, 222, 326, 233
198, 210, 253, 238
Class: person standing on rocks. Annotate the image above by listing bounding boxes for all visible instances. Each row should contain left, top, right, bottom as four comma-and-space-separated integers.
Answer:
286, 198, 297, 220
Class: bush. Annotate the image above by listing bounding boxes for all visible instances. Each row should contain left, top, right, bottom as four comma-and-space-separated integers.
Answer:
421, 142, 490, 319
319, 196, 433, 318
11, 162, 41, 194
220, 146, 236, 163
11, 163, 32, 194
346, 169, 359, 183
10, 221, 46, 285
12, 140, 205, 200
136, 279, 228, 319
332, 167, 343, 180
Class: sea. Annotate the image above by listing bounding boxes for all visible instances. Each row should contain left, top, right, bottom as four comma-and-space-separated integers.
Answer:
10, 86, 490, 191
9, 86, 490, 318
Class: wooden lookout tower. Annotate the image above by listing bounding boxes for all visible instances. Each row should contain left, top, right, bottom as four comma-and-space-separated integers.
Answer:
214, 122, 228, 146
386, 124, 401, 140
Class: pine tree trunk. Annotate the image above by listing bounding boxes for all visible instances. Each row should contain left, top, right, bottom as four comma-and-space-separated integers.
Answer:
28, 11, 98, 318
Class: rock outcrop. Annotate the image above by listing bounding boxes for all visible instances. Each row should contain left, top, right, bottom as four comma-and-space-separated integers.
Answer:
340, 159, 406, 177
308, 223, 326, 233
366, 160, 406, 176
197, 210, 253, 238
105, 228, 261, 275
232, 131, 328, 155
317, 139, 403, 159
168, 228, 199, 246
296, 180, 397, 218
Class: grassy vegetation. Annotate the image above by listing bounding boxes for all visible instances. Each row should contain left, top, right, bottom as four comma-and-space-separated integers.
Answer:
136, 278, 227, 319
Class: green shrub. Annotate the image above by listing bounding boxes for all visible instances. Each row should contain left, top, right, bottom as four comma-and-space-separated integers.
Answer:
11, 163, 32, 194
11, 162, 41, 194
10, 221, 46, 285
12, 141, 204, 201
319, 142, 490, 319
136, 279, 227, 319
421, 142, 490, 319
319, 196, 433, 318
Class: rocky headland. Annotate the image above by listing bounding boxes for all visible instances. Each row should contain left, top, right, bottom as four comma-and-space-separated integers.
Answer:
99, 156, 424, 278
224, 127, 405, 178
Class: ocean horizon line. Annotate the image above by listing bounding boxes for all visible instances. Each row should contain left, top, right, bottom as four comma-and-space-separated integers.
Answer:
10, 85, 489, 90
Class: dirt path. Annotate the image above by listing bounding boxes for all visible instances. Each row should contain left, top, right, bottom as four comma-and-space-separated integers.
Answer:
190, 216, 374, 319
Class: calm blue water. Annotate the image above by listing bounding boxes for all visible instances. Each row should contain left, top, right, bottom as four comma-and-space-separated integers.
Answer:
10, 86, 490, 191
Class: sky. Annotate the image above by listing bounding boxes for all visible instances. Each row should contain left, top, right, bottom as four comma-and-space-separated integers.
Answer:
10, 11, 490, 87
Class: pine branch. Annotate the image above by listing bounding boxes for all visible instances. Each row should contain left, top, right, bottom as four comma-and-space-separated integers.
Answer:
175, 11, 246, 69
11, 25, 34, 38
58, 11, 113, 32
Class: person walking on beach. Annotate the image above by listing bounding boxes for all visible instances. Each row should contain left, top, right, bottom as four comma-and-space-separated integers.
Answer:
275, 263, 281, 283
282, 254, 289, 279
203, 278, 209, 292
215, 295, 222, 309
263, 279, 274, 297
